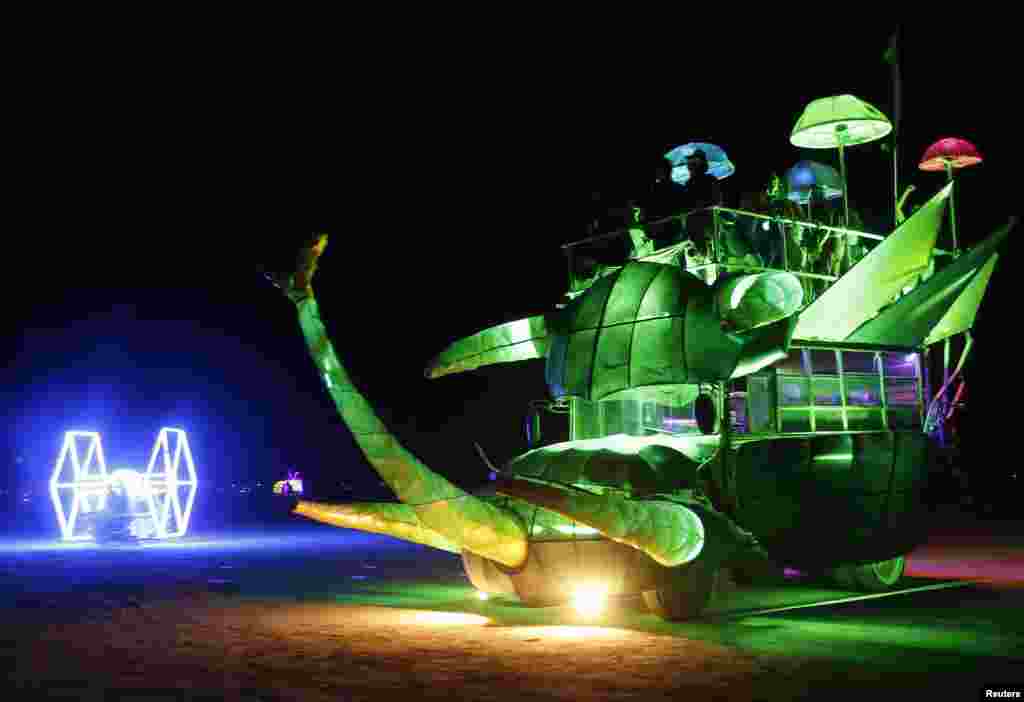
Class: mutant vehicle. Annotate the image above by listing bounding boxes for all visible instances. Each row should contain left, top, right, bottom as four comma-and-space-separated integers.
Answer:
269, 188, 1012, 620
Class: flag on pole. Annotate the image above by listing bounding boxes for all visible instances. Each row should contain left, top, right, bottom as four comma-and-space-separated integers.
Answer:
884, 27, 902, 135
884, 27, 902, 227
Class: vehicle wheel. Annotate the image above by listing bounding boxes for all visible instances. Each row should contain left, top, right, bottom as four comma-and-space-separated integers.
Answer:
831, 556, 905, 592
729, 560, 786, 586
642, 561, 719, 621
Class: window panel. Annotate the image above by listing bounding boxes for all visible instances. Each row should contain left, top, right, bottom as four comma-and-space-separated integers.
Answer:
601, 401, 624, 435
812, 376, 842, 406
779, 377, 809, 406
772, 347, 924, 435
657, 400, 699, 436
809, 350, 838, 375
729, 393, 748, 433
885, 378, 919, 406
845, 375, 882, 406
842, 351, 879, 375
747, 373, 774, 433
620, 399, 642, 436
883, 352, 919, 378
886, 377, 921, 429
572, 399, 600, 440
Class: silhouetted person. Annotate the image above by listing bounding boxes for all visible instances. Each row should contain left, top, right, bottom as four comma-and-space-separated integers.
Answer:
681, 150, 723, 210
774, 198, 817, 303
807, 188, 868, 293
736, 191, 783, 267
638, 157, 689, 249
679, 150, 723, 257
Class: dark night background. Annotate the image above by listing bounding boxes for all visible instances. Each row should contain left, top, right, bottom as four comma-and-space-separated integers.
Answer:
2, 21, 1018, 533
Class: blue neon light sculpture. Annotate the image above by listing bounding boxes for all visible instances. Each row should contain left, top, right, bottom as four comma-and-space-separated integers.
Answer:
49, 428, 198, 541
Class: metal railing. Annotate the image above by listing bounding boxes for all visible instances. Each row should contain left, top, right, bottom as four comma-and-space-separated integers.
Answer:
564, 206, 954, 296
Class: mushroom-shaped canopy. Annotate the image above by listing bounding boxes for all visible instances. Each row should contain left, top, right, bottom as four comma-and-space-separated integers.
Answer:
919, 137, 983, 171
664, 142, 736, 185
785, 160, 844, 203
790, 95, 892, 148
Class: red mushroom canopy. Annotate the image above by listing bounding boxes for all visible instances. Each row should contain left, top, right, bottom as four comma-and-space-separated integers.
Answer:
919, 137, 983, 171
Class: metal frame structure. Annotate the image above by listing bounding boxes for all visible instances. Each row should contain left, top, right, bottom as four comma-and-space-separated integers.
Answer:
49, 428, 198, 541
563, 206, 955, 296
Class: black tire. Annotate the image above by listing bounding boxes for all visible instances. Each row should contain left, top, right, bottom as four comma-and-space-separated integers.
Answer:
729, 560, 786, 587
831, 556, 905, 592
728, 567, 755, 586
642, 561, 719, 621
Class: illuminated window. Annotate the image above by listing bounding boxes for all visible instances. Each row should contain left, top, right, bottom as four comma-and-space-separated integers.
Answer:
843, 351, 884, 430
772, 348, 921, 435
882, 352, 919, 378
808, 350, 838, 375
882, 352, 922, 429
745, 374, 774, 433
842, 351, 879, 375
729, 374, 775, 435
728, 381, 748, 434
805, 350, 840, 430
886, 378, 921, 429
571, 393, 701, 441
777, 350, 811, 433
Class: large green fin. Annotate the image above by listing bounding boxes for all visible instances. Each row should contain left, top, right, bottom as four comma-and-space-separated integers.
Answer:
425, 315, 549, 379
793, 183, 951, 342
847, 218, 1012, 346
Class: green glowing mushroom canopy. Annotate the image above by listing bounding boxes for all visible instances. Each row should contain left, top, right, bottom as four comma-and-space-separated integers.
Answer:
790, 95, 892, 148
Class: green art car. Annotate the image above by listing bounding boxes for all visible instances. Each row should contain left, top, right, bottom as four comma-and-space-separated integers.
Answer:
271, 187, 1011, 620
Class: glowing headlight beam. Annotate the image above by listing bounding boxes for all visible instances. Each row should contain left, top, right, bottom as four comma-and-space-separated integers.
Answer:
571, 584, 609, 618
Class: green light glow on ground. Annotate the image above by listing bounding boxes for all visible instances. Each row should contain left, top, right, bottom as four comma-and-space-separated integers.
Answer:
299, 572, 1021, 666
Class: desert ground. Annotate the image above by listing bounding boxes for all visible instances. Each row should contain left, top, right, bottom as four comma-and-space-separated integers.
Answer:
2, 519, 1022, 701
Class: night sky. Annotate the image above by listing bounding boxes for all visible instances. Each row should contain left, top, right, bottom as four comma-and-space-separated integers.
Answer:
4, 23, 1017, 504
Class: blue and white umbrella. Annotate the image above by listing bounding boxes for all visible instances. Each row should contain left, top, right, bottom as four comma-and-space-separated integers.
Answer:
785, 160, 844, 204
664, 142, 735, 186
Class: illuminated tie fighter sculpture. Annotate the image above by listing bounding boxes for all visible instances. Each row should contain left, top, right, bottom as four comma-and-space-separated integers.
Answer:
49, 428, 198, 541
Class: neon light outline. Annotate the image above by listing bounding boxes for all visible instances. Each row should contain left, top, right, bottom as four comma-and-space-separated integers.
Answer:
50, 428, 198, 541
50, 431, 109, 541
144, 428, 198, 538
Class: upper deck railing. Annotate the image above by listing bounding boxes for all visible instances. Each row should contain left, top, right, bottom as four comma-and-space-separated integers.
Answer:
562, 206, 953, 303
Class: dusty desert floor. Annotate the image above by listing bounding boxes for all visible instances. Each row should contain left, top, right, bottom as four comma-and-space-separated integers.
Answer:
2, 520, 1023, 701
